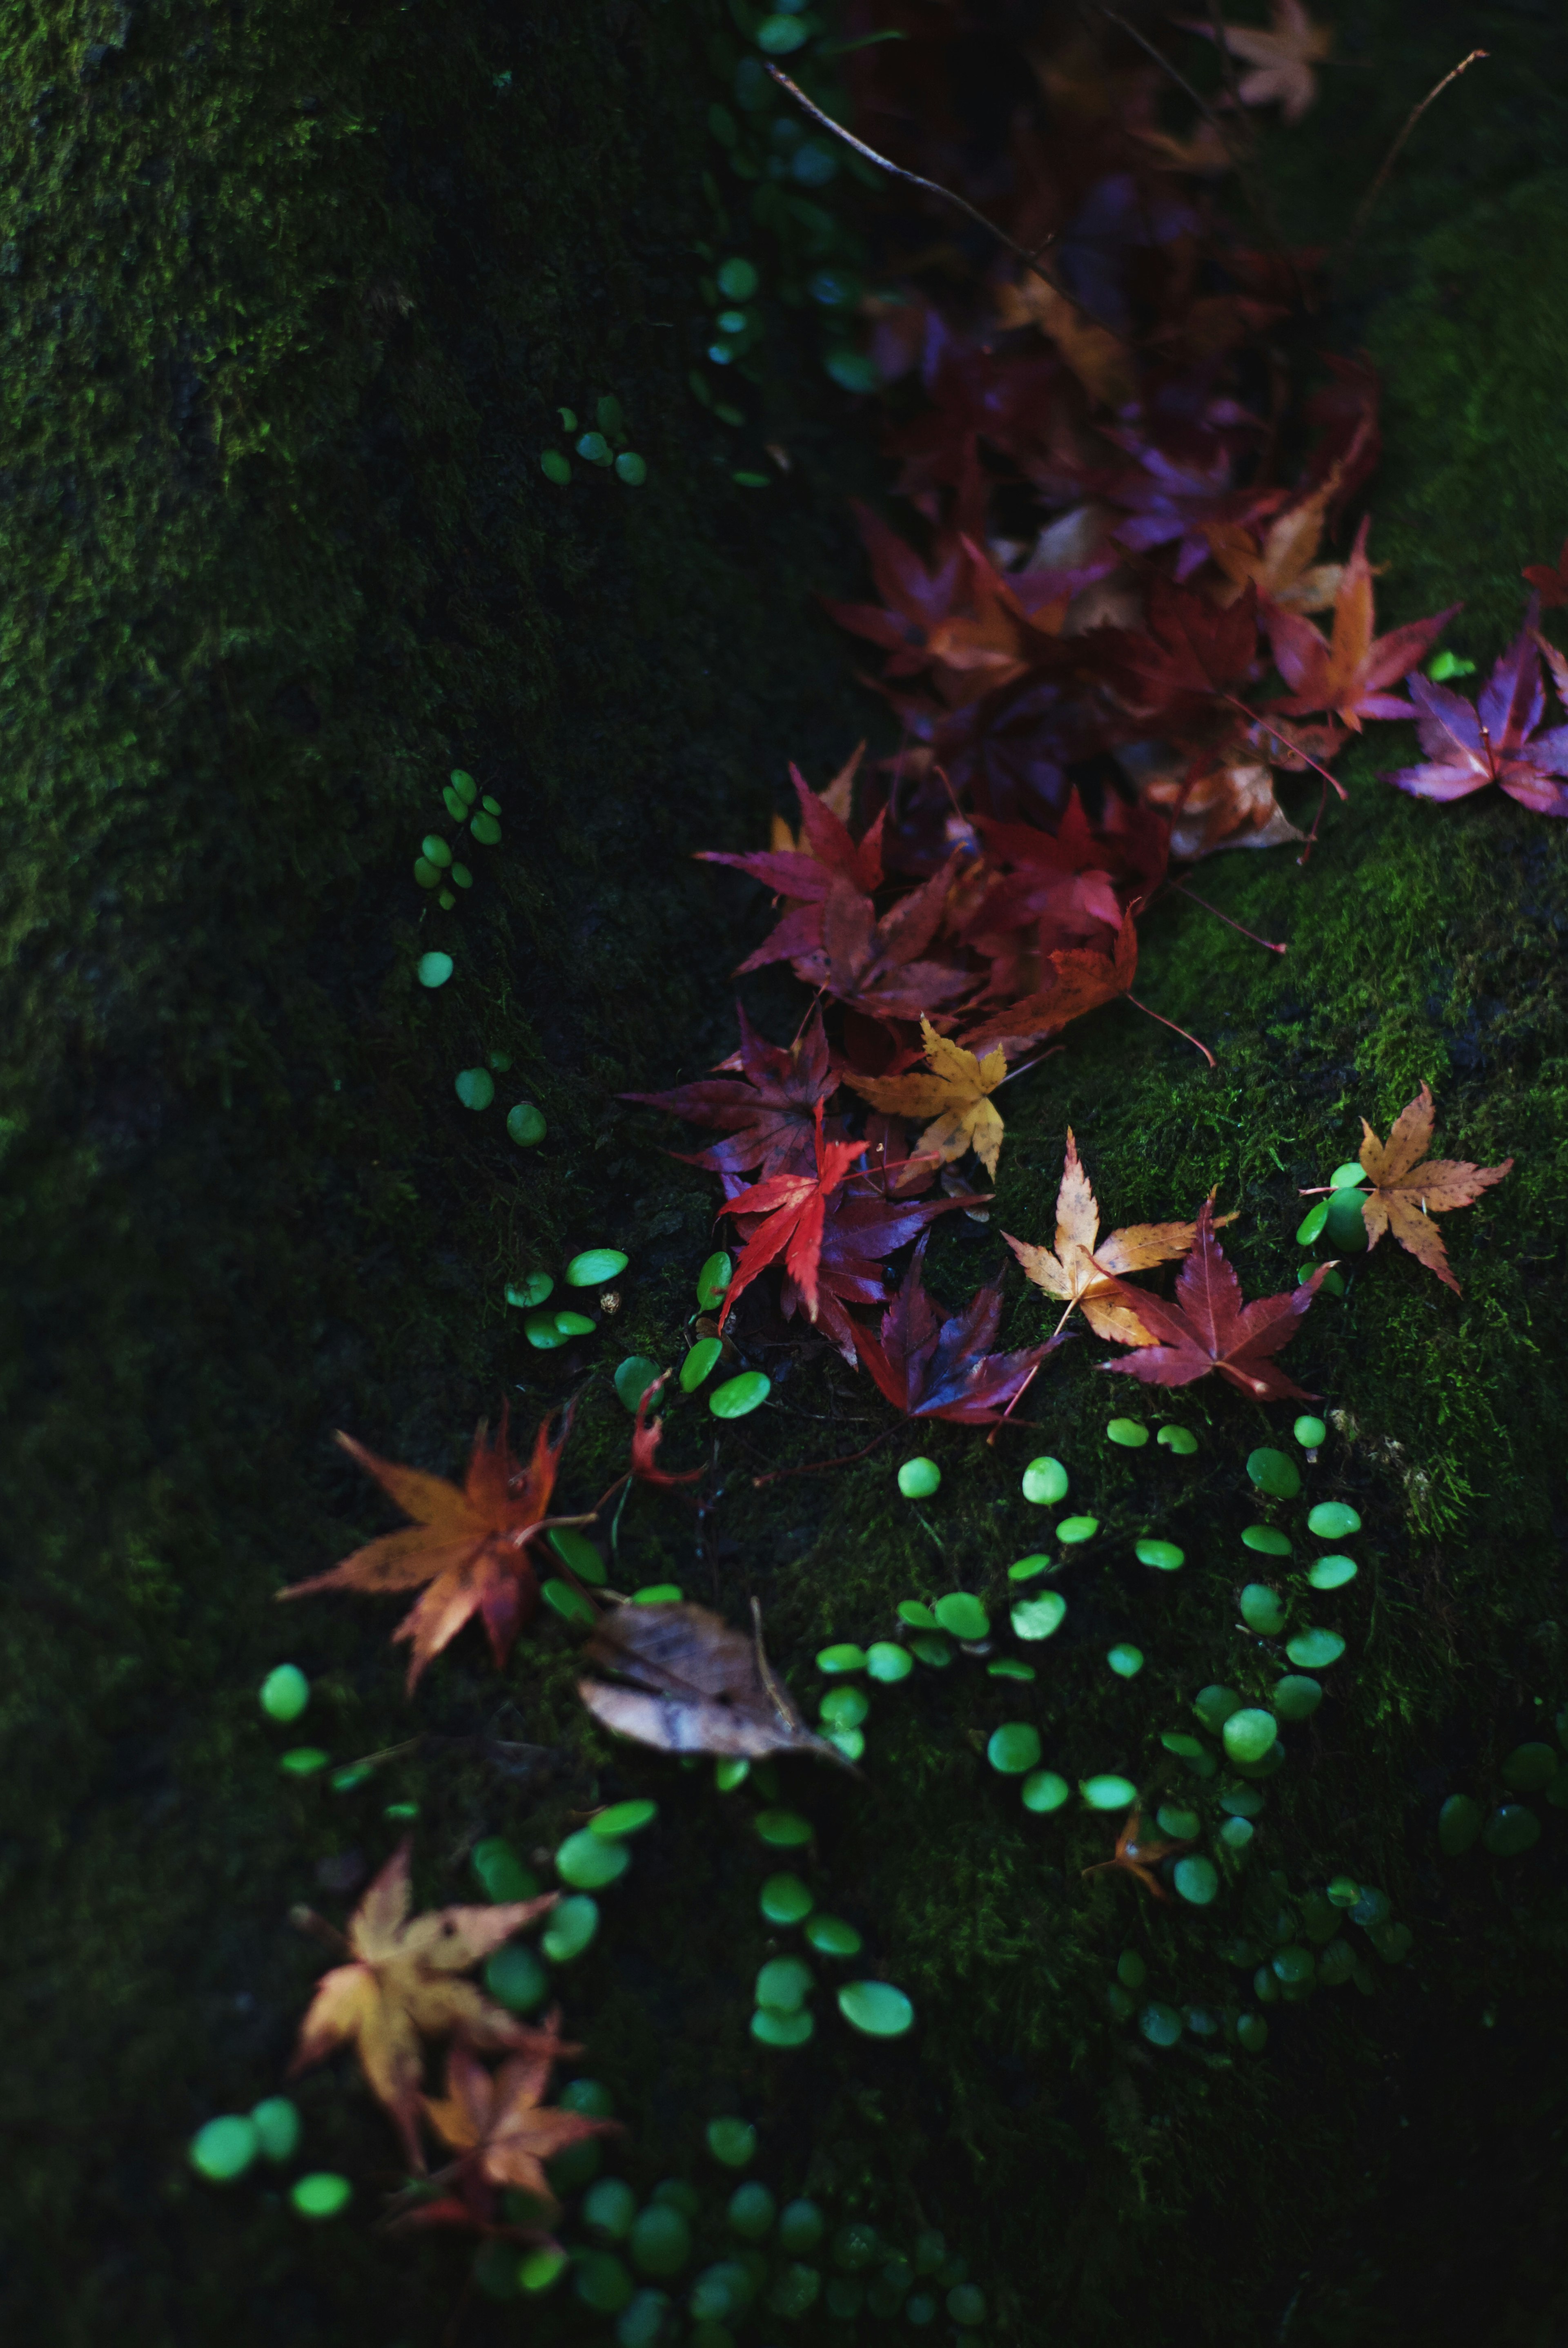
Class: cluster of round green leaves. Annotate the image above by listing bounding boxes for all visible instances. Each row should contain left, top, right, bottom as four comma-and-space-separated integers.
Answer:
752, 1864, 909, 2046
1438, 1706, 1568, 1860
260, 1664, 418, 1808
413, 768, 504, 912
539, 396, 648, 487
504, 1248, 630, 1353
474, 1816, 650, 2018
592, 1253, 768, 1422
188, 2098, 347, 2220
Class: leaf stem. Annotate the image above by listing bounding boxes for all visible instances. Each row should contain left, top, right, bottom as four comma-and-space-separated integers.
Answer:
1166, 877, 1287, 954
751, 1421, 899, 1487
1343, 51, 1488, 261
1124, 994, 1217, 1068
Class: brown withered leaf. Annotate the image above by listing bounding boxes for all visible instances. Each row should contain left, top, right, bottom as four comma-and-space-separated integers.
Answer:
578, 1598, 846, 1765
288, 1839, 559, 2169
1205, 478, 1347, 614
959, 908, 1139, 1057
418, 2034, 619, 2216
1005, 1128, 1227, 1342
843, 1015, 1010, 1180
1354, 1083, 1512, 1294
278, 1409, 590, 1690
991, 274, 1138, 409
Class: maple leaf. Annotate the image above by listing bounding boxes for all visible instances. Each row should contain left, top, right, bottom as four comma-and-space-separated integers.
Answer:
628, 1373, 704, 1488
767, 741, 862, 852
1097, 1199, 1329, 1399
1352, 1083, 1512, 1294
1381, 606, 1568, 817
1522, 540, 1568, 609
1178, 0, 1333, 124
1205, 477, 1346, 614
773, 1176, 992, 1363
1102, 426, 1282, 582
852, 1234, 1061, 1425
621, 1002, 836, 1186
278, 1409, 587, 1690
418, 2035, 617, 2216
991, 272, 1138, 408
715, 1103, 870, 1329
842, 1015, 1009, 1179
1132, 747, 1305, 858
578, 1597, 845, 1764
288, 1840, 559, 2169
962, 789, 1165, 962
958, 906, 1139, 1056
791, 851, 976, 1023
698, 759, 886, 978
1081, 1810, 1188, 1901
1095, 575, 1261, 733
1265, 518, 1460, 731
1004, 1129, 1225, 1343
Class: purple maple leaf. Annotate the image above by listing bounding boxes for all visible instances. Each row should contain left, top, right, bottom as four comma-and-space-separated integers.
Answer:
1383, 598, 1568, 816
851, 1233, 1060, 1421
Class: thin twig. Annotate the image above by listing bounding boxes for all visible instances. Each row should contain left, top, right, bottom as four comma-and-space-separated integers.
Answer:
1167, 876, 1287, 954
1125, 993, 1217, 1067
986, 1359, 1044, 1445
1343, 51, 1487, 261
766, 65, 1114, 325
752, 1422, 899, 1487
1223, 693, 1348, 801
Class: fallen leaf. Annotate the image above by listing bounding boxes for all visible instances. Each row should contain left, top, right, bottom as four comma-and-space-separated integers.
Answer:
790, 851, 976, 1023
1522, 540, 1568, 609
278, 1409, 587, 1690
699, 760, 886, 979
418, 2034, 617, 2216
628, 1373, 704, 1488
843, 1015, 1009, 1178
991, 272, 1138, 408
715, 1102, 870, 1328
1098, 1198, 1328, 1398
1178, 0, 1334, 124
1265, 517, 1459, 731
1095, 575, 1262, 733
1382, 605, 1568, 817
578, 1598, 845, 1763
288, 1840, 559, 2169
852, 1232, 1061, 1423
1082, 1809, 1189, 1901
770, 1174, 991, 1362
958, 907, 1139, 1056
621, 1002, 837, 1187
1134, 749, 1304, 858
1205, 478, 1345, 613
1354, 1083, 1512, 1294
1005, 1129, 1225, 1342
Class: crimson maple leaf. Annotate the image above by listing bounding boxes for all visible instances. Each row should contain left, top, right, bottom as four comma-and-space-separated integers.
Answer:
963, 789, 1167, 964
958, 906, 1140, 1057
791, 851, 976, 1022
278, 1409, 587, 1689
774, 1177, 991, 1362
1097, 1199, 1329, 1399
1094, 574, 1261, 733
628, 1374, 704, 1488
1265, 518, 1459, 730
698, 762, 886, 977
621, 1002, 837, 1186
716, 1104, 870, 1329
1382, 605, 1568, 817
852, 1233, 1061, 1424
1522, 540, 1568, 609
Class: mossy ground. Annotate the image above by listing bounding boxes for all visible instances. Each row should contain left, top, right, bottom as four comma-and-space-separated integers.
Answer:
3, 2, 1568, 2342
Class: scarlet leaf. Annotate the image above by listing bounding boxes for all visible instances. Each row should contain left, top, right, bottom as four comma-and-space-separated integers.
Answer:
621, 1002, 837, 1185
1265, 518, 1459, 731
578, 1598, 844, 1763
958, 907, 1139, 1056
1522, 539, 1568, 609
1097, 1199, 1327, 1399
628, 1373, 703, 1488
1095, 575, 1261, 731
278, 1409, 586, 1689
851, 1233, 1061, 1424
715, 1103, 869, 1328
1354, 1083, 1512, 1294
288, 1840, 559, 2170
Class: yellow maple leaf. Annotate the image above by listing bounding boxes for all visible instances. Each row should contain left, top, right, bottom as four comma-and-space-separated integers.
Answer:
843, 1015, 1009, 1179
1004, 1129, 1229, 1341
288, 1839, 559, 2169
1355, 1083, 1512, 1295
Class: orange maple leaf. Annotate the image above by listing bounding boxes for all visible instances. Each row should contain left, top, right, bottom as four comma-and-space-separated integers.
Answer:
278, 1407, 590, 1688
288, 1840, 561, 2168
420, 2034, 618, 2213
1205, 476, 1348, 614
1264, 518, 1459, 732
958, 907, 1140, 1057
1005, 1129, 1226, 1343
1081, 1810, 1189, 1900
1354, 1083, 1512, 1294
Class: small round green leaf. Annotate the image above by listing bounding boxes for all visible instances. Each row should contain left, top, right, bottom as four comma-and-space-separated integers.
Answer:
484, 1943, 549, 2014
1106, 1418, 1148, 1448
470, 811, 503, 845
680, 1337, 723, 1392
1323, 1188, 1370, 1252
523, 1309, 566, 1349
1501, 1742, 1559, 1793
1136, 1539, 1184, 1572
1012, 1592, 1066, 1641
1222, 1709, 1278, 1765
760, 1873, 813, 1925
506, 1270, 552, 1307
1081, 1773, 1138, 1811
1242, 1524, 1292, 1556
898, 1456, 941, 1498
1294, 1414, 1328, 1448
1192, 1684, 1243, 1731
291, 2172, 352, 2220
865, 1640, 913, 1682
1008, 1552, 1052, 1582
706, 2118, 757, 2169
1022, 1455, 1068, 1505
1307, 1501, 1361, 1539
566, 1248, 629, 1287
279, 1747, 329, 1776
755, 1956, 813, 2013
837, 1980, 914, 2037
249, 2098, 301, 2165
1239, 1584, 1287, 1636
614, 1355, 661, 1411
1285, 1626, 1345, 1670
190, 2116, 259, 2183
816, 1643, 866, 1675
1157, 1425, 1200, 1454
933, 1592, 988, 1641
1295, 1200, 1329, 1246
1247, 1447, 1301, 1500
547, 1525, 605, 1585
416, 951, 454, 989
591, 1799, 658, 1839
803, 1913, 862, 1957
1057, 1514, 1099, 1545
755, 1808, 812, 1848
696, 1250, 732, 1309
553, 1309, 595, 1336
556, 1830, 630, 1889
987, 1722, 1041, 1775
541, 1895, 599, 1963
1106, 1643, 1144, 1678
1483, 1803, 1541, 1857
710, 1371, 769, 1418
751, 2005, 813, 2045
505, 1102, 546, 1148
1438, 1793, 1483, 1856
1174, 1855, 1220, 1906
1021, 1768, 1071, 1813
260, 1664, 309, 1723
1307, 1552, 1357, 1590
1272, 1674, 1323, 1721
717, 257, 760, 300
615, 452, 647, 486
540, 450, 572, 484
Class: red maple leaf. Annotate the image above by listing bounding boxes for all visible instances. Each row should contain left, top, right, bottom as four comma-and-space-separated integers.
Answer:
958, 905, 1140, 1056
775, 1178, 991, 1363
1264, 518, 1459, 730
1523, 539, 1568, 609
715, 1105, 871, 1329
1382, 604, 1568, 816
1096, 1198, 1329, 1399
790, 851, 976, 1022
963, 789, 1167, 964
852, 1234, 1061, 1423
628, 1374, 704, 1488
1094, 575, 1261, 733
621, 1002, 837, 1186
698, 761, 886, 977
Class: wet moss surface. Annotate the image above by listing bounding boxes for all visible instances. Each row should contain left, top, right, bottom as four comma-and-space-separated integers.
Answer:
3, 2, 1568, 2343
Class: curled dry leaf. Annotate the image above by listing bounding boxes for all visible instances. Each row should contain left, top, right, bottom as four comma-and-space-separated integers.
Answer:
278, 1407, 588, 1690
843, 1015, 1009, 1179
578, 1598, 846, 1765
288, 1839, 559, 2170
1005, 1129, 1227, 1342
1354, 1082, 1512, 1294
1082, 1810, 1189, 1902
